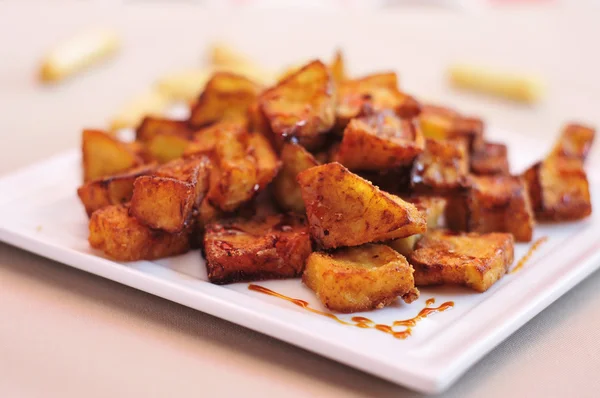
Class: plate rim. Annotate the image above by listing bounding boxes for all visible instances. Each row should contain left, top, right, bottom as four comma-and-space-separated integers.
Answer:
1, 149, 599, 394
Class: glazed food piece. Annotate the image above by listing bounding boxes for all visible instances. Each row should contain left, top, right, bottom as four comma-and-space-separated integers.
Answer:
419, 104, 484, 152
297, 162, 426, 249
467, 175, 535, 242
259, 60, 335, 150
329, 49, 346, 86
523, 156, 592, 221
411, 138, 469, 193
184, 121, 243, 157
247, 100, 272, 136
82, 129, 144, 182
246, 132, 281, 190
136, 117, 191, 142
335, 111, 424, 170
203, 213, 312, 284
471, 142, 509, 175
411, 138, 470, 230
206, 126, 259, 212
130, 156, 211, 232
188, 72, 261, 128
550, 123, 595, 162
336, 72, 420, 128
387, 196, 447, 256
272, 143, 320, 212
408, 230, 514, 292
89, 204, 191, 261
77, 164, 156, 217
303, 244, 419, 313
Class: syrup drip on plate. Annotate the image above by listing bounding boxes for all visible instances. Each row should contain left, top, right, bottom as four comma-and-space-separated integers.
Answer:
248, 284, 454, 340
510, 236, 549, 274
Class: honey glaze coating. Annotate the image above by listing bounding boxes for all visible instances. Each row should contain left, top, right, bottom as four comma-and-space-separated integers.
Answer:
248, 284, 454, 339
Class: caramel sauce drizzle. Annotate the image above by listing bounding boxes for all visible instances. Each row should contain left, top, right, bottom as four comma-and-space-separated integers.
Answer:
248, 284, 454, 340
510, 236, 549, 274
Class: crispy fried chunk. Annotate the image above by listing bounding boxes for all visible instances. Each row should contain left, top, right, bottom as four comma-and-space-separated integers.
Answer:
204, 214, 311, 284
408, 230, 514, 292
303, 244, 419, 313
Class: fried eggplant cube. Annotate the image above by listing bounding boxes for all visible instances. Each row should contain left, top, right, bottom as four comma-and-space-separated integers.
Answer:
273, 143, 319, 212
336, 72, 420, 127
411, 138, 469, 193
523, 156, 592, 221
408, 230, 514, 292
89, 204, 191, 261
387, 196, 447, 256
259, 60, 335, 148
136, 116, 191, 142
467, 175, 534, 242
189, 72, 261, 128
130, 156, 211, 232
551, 123, 595, 161
303, 244, 419, 313
204, 214, 312, 284
419, 105, 484, 152
297, 162, 426, 248
247, 132, 281, 189
82, 129, 143, 182
77, 164, 155, 217
471, 142, 509, 175
335, 111, 424, 170
207, 127, 259, 212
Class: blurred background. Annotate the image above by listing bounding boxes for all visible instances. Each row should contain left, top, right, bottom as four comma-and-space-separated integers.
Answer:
2, 0, 600, 176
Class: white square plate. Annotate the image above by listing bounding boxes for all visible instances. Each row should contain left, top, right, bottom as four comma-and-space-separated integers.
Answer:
1, 127, 599, 394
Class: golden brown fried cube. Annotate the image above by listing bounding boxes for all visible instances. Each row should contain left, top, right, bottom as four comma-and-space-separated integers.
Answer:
207, 127, 259, 212
329, 49, 346, 86
411, 138, 469, 193
184, 121, 246, 157
297, 162, 426, 248
551, 123, 595, 161
247, 100, 272, 136
467, 175, 534, 242
419, 105, 484, 152
82, 129, 143, 182
471, 142, 509, 175
336, 72, 421, 127
77, 164, 156, 217
247, 132, 281, 189
523, 156, 592, 221
408, 230, 514, 292
145, 133, 192, 164
136, 116, 191, 142
303, 244, 419, 313
89, 204, 191, 261
272, 143, 320, 213
386, 196, 447, 256
204, 214, 312, 284
335, 111, 424, 171
130, 157, 211, 232
259, 60, 335, 148
189, 72, 261, 128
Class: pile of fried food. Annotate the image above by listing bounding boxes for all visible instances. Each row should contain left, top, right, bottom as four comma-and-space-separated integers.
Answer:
77, 51, 595, 313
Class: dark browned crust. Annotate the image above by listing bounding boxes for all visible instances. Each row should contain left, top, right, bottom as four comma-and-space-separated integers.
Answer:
471, 142, 510, 175
523, 157, 592, 221
466, 174, 535, 242
203, 213, 312, 284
